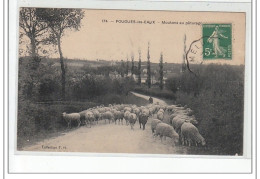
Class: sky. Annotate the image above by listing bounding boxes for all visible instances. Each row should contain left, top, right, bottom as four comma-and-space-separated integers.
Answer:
20, 9, 246, 65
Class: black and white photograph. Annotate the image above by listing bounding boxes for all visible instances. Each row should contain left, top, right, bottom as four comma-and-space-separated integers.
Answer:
17, 8, 246, 156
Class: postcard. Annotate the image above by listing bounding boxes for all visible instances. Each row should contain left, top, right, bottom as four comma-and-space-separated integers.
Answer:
17, 8, 246, 157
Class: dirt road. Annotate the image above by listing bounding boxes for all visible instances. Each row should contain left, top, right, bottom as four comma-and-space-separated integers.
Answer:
21, 92, 189, 154
130, 92, 168, 106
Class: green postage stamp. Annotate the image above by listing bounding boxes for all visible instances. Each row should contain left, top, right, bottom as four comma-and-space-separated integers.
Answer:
203, 24, 232, 59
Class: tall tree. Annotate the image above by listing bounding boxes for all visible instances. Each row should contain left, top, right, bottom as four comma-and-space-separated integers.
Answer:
138, 50, 141, 85
126, 56, 129, 76
131, 54, 134, 76
147, 43, 151, 88
36, 8, 84, 100
181, 34, 187, 73
159, 52, 164, 90
120, 60, 125, 77
19, 7, 49, 67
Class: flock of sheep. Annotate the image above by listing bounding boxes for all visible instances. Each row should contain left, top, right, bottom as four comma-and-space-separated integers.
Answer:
62, 102, 206, 147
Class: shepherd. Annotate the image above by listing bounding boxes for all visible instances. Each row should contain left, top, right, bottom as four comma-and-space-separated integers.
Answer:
149, 96, 153, 104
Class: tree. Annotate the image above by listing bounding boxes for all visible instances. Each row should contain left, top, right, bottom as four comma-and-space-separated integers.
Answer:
147, 43, 151, 88
131, 54, 134, 76
36, 8, 84, 100
120, 60, 125, 77
19, 7, 49, 67
126, 56, 129, 76
138, 50, 141, 85
159, 52, 164, 90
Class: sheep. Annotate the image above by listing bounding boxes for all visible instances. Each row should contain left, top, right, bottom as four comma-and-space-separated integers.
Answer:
128, 113, 137, 130
157, 111, 164, 121
186, 108, 194, 116
149, 106, 156, 117
113, 110, 124, 125
124, 107, 132, 113
154, 123, 179, 146
141, 108, 150, 117
172, 115, 198, 134
92, 109, 101, 124
97, 108, 106, 114
119, 110, 125, 125
124, 111, 131, 125
150, 119, 162, 134
158, 108, 164, 113
169, 113, 178, 124
102, 111, 114, 124
132, 107, 141, 122
139, 113, 149, 130
167, 105, 175, 114
181, 122, 206, 146
62, 112, 81, 129
85, 111, 95, 128
79, 110, 88, 124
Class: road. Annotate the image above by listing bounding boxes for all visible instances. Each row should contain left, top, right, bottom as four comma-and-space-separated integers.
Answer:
21, 92, 189, 154
130, 92, 168, 106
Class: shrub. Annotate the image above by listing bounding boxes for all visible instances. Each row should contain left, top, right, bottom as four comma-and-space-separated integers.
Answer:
171, 64, 244, 155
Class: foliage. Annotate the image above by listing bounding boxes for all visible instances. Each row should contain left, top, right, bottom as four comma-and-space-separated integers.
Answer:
35, 8, 85, 100
159, 53, 164, 90
131, 55, 134, 76
138, 51, 142, 85
166, 64, 244, 155
19, 7, 49, 59
147, 44, 151, 88
70, 75, 135, 100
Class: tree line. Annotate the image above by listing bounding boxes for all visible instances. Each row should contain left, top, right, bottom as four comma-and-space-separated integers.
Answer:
20, 7, 166, 101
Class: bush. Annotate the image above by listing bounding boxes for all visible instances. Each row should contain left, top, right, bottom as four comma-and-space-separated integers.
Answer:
170, 64, 244, 155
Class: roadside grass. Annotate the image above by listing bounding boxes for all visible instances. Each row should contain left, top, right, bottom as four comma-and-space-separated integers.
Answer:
17, 93, 148, 149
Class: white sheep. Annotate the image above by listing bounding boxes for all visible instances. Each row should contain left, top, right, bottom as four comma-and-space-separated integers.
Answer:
181, 122, 206, 146
85, 111, 95, 128
167, 105, 175, 114
157, 111, 164, 121
62, 112, 81, 129
158, 108, 164, 113
149, 106, 156, 117
150, 119, 162, 134
113, 110, 124, 125
92, 109, 101, 124
141, 108, 150, 117
132, 107, 141, 117
128, 113, 137, 130
124, 107, 132, 113
154, 123, 179, 146
124, 111, 131, 125
102, 111, 114, 124
172, 115, 198, 134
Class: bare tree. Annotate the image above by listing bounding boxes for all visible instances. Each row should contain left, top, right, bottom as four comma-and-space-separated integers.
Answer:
36, 8, 84, 100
